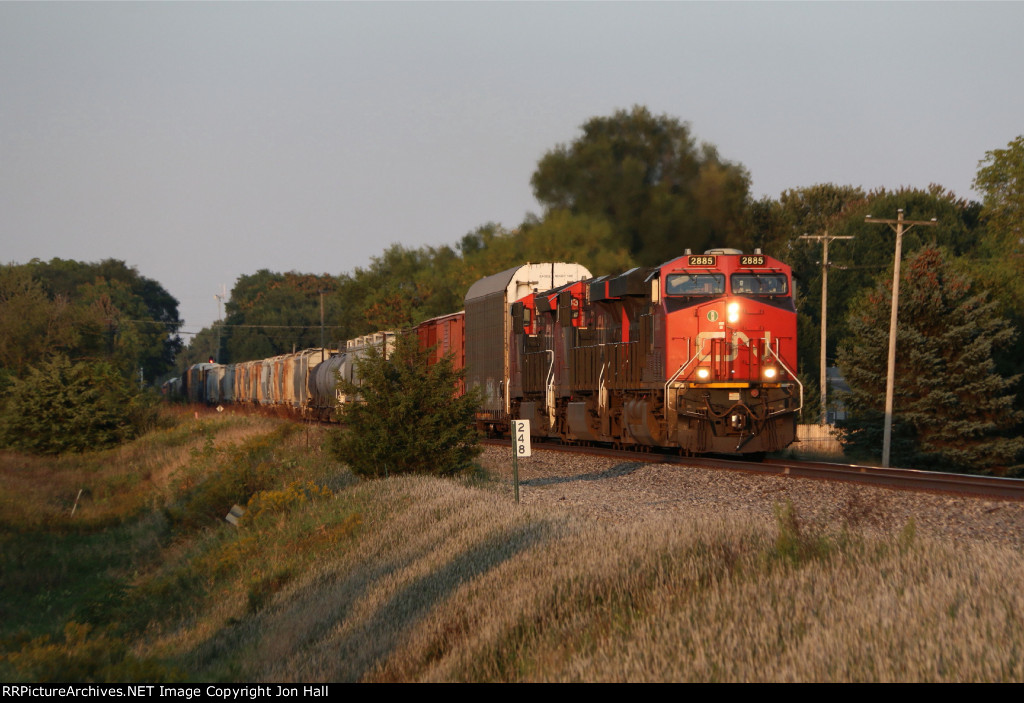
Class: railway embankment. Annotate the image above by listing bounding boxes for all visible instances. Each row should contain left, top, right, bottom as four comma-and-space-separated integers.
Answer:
3, 411, 1023, 682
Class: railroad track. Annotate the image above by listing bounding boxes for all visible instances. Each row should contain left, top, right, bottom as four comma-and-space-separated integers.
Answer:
201, 407, 1024, 501
483, 438, 1024, 501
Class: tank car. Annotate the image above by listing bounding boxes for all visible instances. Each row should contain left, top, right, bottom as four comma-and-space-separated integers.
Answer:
307, 333, 395, 420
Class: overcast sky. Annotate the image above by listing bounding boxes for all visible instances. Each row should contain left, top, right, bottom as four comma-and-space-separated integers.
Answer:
2, 1, 1022, 335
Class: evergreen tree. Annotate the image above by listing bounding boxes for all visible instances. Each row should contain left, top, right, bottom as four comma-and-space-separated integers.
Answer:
327, 332, 482, 478
837, 247, 1023, 474
0, 356, 158, 454
968, 135, 1024, 409
752, 185, 986, 421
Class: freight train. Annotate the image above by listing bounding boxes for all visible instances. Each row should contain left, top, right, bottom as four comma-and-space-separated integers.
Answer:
176, 250, 801, 456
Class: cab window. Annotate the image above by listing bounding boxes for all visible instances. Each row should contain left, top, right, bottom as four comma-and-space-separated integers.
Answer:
665, 273, 725, 296
731, 273, 788, 296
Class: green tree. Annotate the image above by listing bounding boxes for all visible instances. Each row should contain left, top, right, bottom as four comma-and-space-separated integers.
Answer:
0, 266, 78, 379
0, 260, 182, 384
967, 136, 1024, 409
750, 183, 866, 257
973, 134, 1024, 253
0, 356, 159, 454
752, 185, 985, 415
335, 245, 456, 337
531, 105, 752, 265
222, 271, 339, 362
454, 215, 634, 287
327, 332, 482, 478
25, 258, 183, 380
837, 247, 1023, 474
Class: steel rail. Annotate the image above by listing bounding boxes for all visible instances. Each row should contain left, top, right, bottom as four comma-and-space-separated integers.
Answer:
483, 439, 1024, 501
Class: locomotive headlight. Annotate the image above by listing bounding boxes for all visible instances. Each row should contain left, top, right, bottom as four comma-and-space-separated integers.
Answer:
727, 301, 740, 324
763, 367, 778, 380
696, 367, 711, 381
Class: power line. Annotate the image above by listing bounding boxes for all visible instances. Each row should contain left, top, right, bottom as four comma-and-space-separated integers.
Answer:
121, 320, 345, 329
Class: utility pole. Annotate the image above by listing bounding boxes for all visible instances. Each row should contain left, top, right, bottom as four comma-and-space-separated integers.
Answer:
800, 231, 853, 424
865, 209, 936, 467
214, 284, 226, 364
318, 289, 328, 362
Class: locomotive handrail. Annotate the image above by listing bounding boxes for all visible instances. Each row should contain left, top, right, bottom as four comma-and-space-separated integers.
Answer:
765, 343, 803, 414
663, 337, 695, 411
544, 349, 556, 430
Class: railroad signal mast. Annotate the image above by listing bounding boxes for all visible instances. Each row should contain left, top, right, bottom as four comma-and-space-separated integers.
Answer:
865, 209, 937, 468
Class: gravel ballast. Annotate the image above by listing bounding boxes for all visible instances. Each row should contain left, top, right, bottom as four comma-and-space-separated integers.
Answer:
477, 445, 1024, 549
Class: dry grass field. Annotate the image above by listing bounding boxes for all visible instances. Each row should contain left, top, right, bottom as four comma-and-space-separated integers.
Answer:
2, 411, 1023, 682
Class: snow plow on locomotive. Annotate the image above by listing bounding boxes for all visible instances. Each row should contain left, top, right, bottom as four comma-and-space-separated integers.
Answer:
179, 250, 800, 457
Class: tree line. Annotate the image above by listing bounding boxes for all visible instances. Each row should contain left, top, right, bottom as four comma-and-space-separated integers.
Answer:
192, 108, 1023, 474
3, 106, 1021, 471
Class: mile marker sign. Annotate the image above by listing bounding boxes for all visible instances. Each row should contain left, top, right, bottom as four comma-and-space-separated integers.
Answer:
513, 420, 531, 457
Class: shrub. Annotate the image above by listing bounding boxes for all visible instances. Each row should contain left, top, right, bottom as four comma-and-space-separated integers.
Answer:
327, 332, 482, 477
245, 480, 333, 524
0, 356, 158, 454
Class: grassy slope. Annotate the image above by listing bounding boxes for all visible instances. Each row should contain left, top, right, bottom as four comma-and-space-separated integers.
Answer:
2, 410, 1023, 682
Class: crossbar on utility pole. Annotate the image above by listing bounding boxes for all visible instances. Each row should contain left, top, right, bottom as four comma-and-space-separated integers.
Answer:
800, 231, 853, 424
865, 209, 937, 467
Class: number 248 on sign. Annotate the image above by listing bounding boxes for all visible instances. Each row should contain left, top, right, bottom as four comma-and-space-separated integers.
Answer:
513, 420, 531, 457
